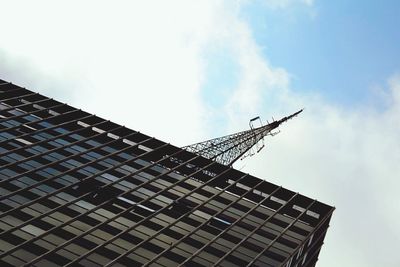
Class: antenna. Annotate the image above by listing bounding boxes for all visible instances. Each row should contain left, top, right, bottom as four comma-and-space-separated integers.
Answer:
183, 109, 303, 166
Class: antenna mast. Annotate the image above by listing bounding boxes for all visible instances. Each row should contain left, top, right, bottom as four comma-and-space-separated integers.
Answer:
183, 109, 303, 166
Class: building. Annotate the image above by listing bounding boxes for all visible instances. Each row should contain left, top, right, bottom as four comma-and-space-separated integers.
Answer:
0, 79, 334, 267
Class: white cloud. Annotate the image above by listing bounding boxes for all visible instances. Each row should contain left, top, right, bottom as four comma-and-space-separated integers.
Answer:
0, 0, 225, 144
262, 0, 314, 9
239, 74, 400, 267
0, 0, 295, 142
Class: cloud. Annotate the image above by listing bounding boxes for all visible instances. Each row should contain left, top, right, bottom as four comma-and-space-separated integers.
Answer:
0, 0, 297, 142
239, 73, 400, 267
0, 0, 226, 144
261, 0, 315, 9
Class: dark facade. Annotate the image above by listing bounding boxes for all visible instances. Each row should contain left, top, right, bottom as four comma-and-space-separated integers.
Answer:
0, 79, 334, 267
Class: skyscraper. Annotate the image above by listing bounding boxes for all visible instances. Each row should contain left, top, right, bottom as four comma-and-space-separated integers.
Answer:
0, 79, 334, 267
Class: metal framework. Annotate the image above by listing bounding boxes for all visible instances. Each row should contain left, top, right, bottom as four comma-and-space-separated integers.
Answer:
0, 79, 334, 267
183, 110, 303, 166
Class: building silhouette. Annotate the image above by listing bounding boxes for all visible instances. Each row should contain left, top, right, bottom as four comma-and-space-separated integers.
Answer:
0, 79, 334, 267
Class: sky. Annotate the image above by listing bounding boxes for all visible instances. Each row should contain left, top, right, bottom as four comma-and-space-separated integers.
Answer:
1, 0, 399, 266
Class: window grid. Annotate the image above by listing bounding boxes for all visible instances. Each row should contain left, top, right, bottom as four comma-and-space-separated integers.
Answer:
0, 132, 160, 242
0, 121, 129, 201
24, 151, 212, 266
0, 80, 334, 267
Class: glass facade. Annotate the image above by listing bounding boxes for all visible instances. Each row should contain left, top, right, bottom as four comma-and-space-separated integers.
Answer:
0, 79, 334, 267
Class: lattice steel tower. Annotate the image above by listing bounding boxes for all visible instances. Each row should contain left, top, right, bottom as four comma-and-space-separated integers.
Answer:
183, 109, 303, 166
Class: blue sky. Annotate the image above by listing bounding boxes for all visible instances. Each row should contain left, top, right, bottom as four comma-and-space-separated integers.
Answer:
1, 1, 400, 266
239, 1, 400, 106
